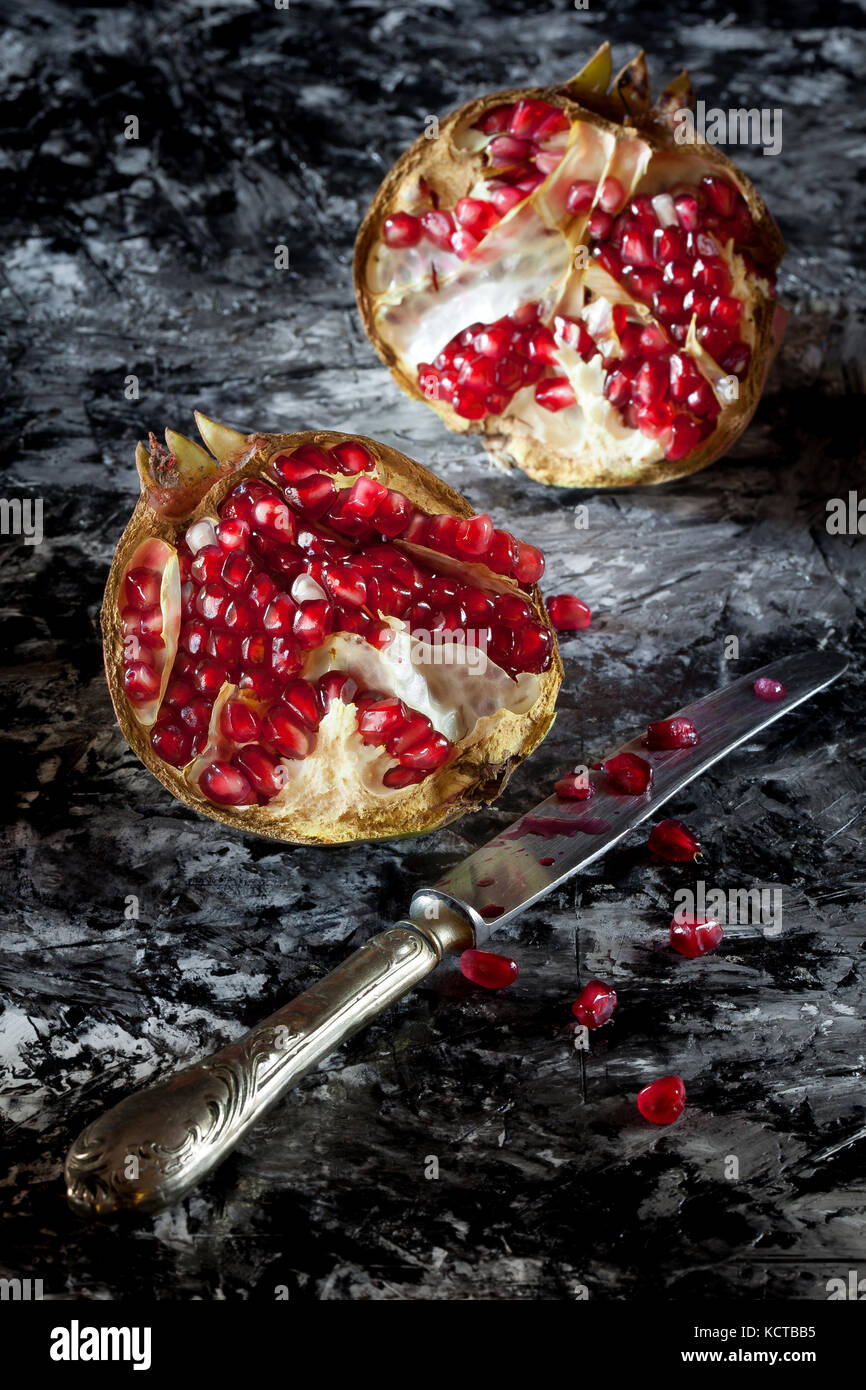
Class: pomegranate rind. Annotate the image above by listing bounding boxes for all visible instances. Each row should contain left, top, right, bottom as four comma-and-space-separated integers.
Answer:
102, 423, 562, 844
353, 46, 785, 489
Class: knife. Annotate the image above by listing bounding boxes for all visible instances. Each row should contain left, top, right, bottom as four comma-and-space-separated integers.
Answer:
64, 650, 846, 1217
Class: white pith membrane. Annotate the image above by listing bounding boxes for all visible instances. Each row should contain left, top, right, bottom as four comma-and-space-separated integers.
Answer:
365, 113, 776, 477
117, 476, 546, 822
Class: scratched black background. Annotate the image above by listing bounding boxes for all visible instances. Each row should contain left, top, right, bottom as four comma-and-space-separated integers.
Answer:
1, 0, 865, 1300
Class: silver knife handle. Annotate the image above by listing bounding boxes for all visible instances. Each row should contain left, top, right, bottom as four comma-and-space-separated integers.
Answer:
65, 908, 473, 1217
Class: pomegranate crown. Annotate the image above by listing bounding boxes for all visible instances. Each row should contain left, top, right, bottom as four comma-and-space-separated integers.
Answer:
135, 413, 253, 521
562, 41, 694, 128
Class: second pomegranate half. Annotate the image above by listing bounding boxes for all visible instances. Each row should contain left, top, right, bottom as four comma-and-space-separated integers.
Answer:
105, 414, 561, 843
354, 42, 785, 488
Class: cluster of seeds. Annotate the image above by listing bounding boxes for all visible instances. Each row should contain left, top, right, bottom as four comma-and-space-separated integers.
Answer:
382, 98, 569, 259
120, 438, 553, 807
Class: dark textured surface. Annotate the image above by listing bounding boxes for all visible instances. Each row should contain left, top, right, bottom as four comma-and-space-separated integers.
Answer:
1, 0, 865, 1301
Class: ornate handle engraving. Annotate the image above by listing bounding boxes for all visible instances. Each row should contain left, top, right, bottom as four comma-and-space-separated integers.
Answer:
65, 918, 468, 1217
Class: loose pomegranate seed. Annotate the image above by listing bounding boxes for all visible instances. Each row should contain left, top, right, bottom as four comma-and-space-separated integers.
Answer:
670, 914, 723, 959
644, 717, 700, 750
200, 761, 254, 806
753, 676, 786, 701
571, 979, 617, 1029
547, 594, 591, 631
554, 771, 594, 800
637, 1075, 686, 1125
383, 212, 422, 248
648, 818, 702, 862
459, 949, 518, 990
604, 752, 653, 795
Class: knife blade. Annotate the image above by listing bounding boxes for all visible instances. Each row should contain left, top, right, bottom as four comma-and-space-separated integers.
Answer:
65, 649, 846, 1216
417, 649, 847, 937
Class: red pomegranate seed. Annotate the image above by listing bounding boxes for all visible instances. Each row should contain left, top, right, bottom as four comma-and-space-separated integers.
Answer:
151, 722, 193, 767
697, 325, 734, 362
372, 490, 412, 538
270, 635, 301, 680
489, 183, 525, 216
644, 717, 700, 750
455, 513, 494, 557
633, 359, 669, 407
535, 378, 576, 412
653, 226, 686, 263
721, 342, 751, 378
673, 193, 700, 230
669, 353, 701, 402
263, 706, 315, 760
565, 179, 596, 216
420, 209, 455, 249
281, 679, 321, 729
125, 567, 161, 610
571, 979, 617, 1029
682, 287, 712, 322
554, 771, 594, 800
181, 620, 208, 656
234, 744, 287, 799
509, 624, 552, 673
206, 630, 239, 665
604, 752, 653, 795
164, 678, 196, 708
220, 551, 254, 592
383, 212, 422, 248
685, 381, 717, 417
452, 386, 487, 419
195, 583, 229, 624
357, 698, 410, 744
191, 545, 225, 585
665, 414, 703, 461
262, 593, 296, 635
329, 440, 375, 475
238, 670, 279, 701
383, 765, 427, 789
485, 529, 518, 576
223, 600, 256, 635
652, 287, 685, 322
648, 818, 702, 862
285, 473, 335, 519
637, 1075, 686, 1125
293, 599, 332, 649
670, 914, 723, 959
692, 256, 731, 296
200, 761, 254, 806
193, 659, 226, 698
488, 134, 531, 164
663, 259, 693, 289
220, 700, 261, 743
625, 267, 663, 302
753, 676, 786, 701
455, 197, 499, 237
513, 541, 544, 584
459, 354, 498, 391
123, 661, 160, 702
700, 174, 737, 217
588, 208, 614, 241
598, 176, 624, 213
547, 593, 590, 631
473, 324, 511, 359
710, 295, 742, 328
217, 519, 251, 552
397, 730, 451, 770
321, 563, 366, 608
621, 228, 653, 267
459, 949, 518, 990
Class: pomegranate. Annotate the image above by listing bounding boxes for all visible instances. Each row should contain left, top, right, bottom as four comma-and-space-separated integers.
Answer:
355, 42, 785, 488
103, 414, 562, 843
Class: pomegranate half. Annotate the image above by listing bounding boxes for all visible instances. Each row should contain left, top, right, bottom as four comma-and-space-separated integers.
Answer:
354, 42, 786, 488
104, 414, 562, 843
